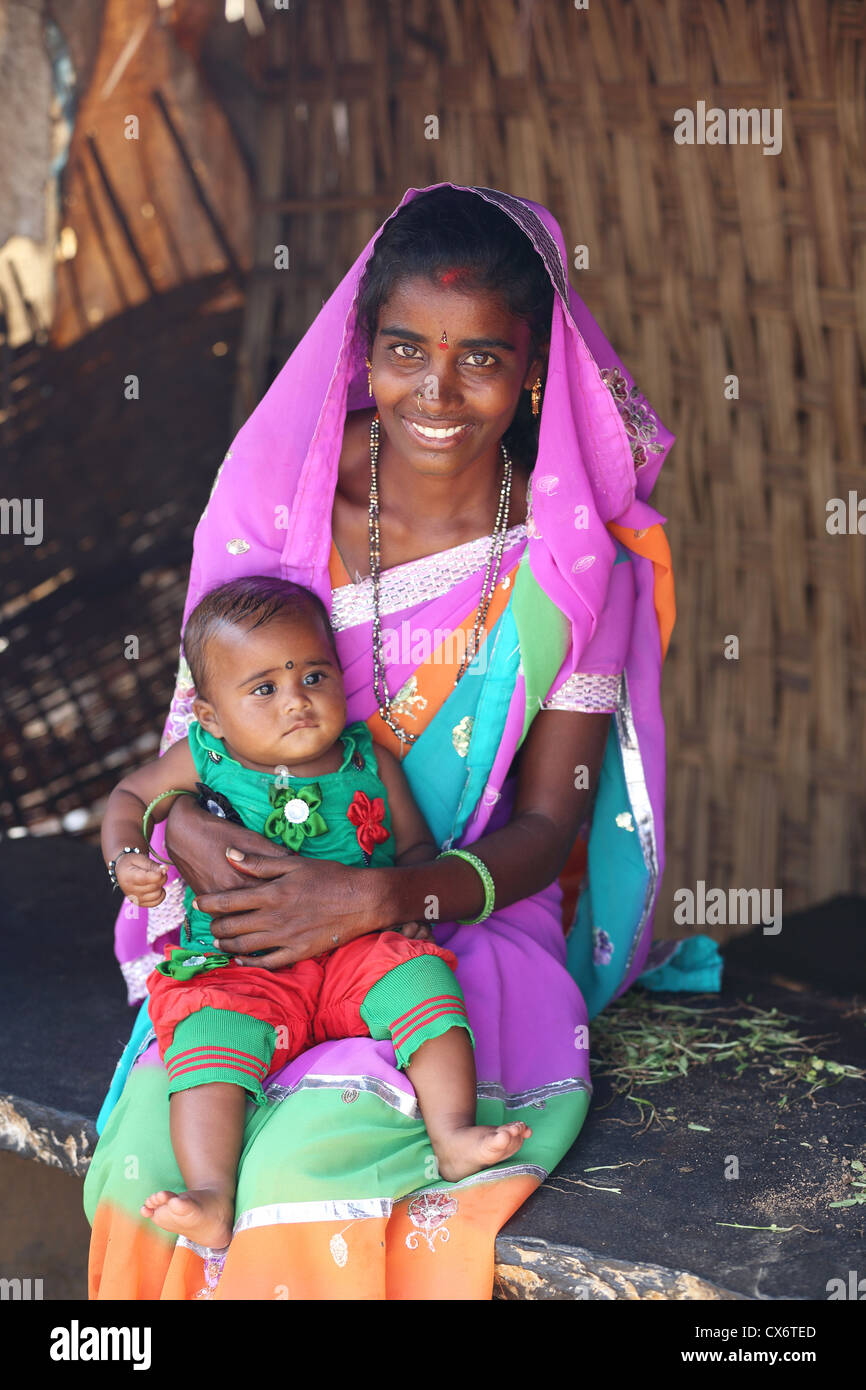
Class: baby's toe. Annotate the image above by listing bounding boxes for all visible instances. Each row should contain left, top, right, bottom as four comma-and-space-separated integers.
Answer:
142, 1189, 173, 1211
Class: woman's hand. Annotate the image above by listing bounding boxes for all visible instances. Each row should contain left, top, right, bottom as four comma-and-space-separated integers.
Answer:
164, 795, 289, 897
193, 849, 385, 968
163, 799, 424, 966
392, 921, 433, 941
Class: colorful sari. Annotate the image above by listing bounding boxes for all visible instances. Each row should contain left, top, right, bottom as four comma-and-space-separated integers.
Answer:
84, 184, 687, 1299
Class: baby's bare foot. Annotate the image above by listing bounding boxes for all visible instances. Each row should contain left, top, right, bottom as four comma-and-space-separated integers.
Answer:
140, 1188, 234, 1249
432, 1121, 532, 1183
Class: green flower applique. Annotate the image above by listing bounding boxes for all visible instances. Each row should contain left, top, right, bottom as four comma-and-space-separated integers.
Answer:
264, 782, 328, 851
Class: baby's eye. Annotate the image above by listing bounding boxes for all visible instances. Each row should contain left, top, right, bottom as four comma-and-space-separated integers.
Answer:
303, 671, 325, 686
252, 682, 276, 696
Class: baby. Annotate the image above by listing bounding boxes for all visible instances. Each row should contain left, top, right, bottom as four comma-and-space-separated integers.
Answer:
102, 574, 529, 1249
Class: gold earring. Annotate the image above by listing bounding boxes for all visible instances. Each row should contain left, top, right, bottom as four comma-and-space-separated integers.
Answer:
531, 377, 543, 416
365, 357, 373, 396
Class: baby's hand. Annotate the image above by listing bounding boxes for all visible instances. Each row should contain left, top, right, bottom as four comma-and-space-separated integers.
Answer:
114, 852, 168, 907
394, 920, 434, 942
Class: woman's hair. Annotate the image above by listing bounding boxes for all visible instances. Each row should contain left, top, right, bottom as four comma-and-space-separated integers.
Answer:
356, 188, 554, 470
182, 576, 338, 700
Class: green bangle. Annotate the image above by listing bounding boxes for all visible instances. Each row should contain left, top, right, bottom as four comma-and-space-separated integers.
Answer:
142, 789, 197, 865
437, 848, 495, 925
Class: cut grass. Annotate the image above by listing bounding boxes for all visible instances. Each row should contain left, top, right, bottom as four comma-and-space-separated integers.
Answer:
589, 990, 864, 1134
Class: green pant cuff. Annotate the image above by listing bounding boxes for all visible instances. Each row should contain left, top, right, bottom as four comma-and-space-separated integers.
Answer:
360, 955, 474, 1070
165, 1006, 276, 1106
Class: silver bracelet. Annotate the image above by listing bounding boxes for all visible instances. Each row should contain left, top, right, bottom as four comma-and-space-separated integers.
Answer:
108, 846, 145, 891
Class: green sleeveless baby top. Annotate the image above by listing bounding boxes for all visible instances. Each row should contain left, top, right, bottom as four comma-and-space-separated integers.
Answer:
180, 719, 395, 953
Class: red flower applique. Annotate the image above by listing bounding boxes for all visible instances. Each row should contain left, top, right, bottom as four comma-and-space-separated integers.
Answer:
346, 789, 390, 862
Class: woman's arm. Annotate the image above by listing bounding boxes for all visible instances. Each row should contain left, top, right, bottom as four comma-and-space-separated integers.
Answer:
194, 709, 610, 967
376, 709, 611, 926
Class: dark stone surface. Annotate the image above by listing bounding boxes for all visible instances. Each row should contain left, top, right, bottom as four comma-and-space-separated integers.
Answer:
500, 979, 865, 1299
2, 836, 864, 1298
0, 837, 132, 1127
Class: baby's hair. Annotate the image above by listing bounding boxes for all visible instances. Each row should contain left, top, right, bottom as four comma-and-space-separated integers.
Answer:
182, 575, 338, 700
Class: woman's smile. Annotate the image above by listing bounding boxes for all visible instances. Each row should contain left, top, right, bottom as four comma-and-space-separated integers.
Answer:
401, 415, 475, 449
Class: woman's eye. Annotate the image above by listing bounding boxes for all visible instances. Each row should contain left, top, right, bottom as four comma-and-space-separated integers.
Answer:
251, 683, 275, 696
390, 344, 496, 368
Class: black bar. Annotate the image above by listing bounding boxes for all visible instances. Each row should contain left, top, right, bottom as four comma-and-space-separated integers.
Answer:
150, 88, 245, 287
85, 133, 156, 296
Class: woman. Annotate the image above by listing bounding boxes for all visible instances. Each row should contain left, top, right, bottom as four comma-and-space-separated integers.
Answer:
84, 183, 679, 1300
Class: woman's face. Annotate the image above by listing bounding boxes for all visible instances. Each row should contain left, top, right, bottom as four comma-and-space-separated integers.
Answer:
369, 274, 547, 477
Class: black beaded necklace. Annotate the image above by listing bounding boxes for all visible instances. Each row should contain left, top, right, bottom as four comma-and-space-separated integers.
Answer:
367, 411, 513, 745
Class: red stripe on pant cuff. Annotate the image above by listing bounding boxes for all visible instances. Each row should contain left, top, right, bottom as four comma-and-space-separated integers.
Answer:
168, 1046, 268, 1067
389, 994, 464, 1031
392, 1000, 467, 1043
393, 1007, 468, 1050
167, 1060, 267, 1083
167, 1058, 268, 1079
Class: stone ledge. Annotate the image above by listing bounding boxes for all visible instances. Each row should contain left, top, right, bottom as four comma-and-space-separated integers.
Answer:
493, 1235, 746, 1301
0, 1094, 96, 1178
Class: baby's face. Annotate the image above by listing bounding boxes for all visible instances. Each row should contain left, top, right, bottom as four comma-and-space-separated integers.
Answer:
194, 610, 347, 772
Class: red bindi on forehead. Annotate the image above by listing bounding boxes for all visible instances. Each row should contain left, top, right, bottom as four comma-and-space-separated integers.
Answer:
438, 267, 470, 286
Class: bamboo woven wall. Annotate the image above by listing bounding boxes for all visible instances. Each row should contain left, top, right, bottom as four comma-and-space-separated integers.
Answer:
237, 0, 866, 931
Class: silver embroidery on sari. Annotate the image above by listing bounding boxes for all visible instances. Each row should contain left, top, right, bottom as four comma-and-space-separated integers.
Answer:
265, 1075, 590, 1116
541, 672, 622, 714
614, 669, 659, 978
159, 651, 197, 754
265, 1073, 421, 1118
405, 1192, 458, 1252
391, 675, 427, 722
330, 524, 527, 631
119, 950, 165, 1000
145, 875, 186, 944
409, 1162, 549, 1195
451, 714, 474, 757
233, 1198, 393, 1232
476, 1077, 592, 1107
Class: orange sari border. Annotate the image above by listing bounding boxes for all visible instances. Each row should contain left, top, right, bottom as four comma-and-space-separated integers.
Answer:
606, 521, 676, 663
89, 1174, 541, 1300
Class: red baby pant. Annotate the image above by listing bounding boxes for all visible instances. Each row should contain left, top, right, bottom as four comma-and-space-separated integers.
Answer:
146, 931, 472, 1106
